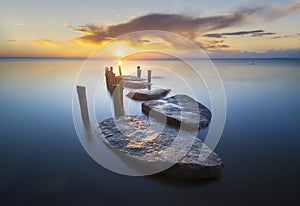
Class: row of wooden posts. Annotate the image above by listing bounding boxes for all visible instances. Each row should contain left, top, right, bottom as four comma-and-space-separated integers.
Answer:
77, 65, 153, 124
138, 66, 152, 83
105, 65, 152, 92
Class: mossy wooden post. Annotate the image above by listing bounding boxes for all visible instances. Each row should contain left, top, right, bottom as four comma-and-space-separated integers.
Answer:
137, 66, 141, 78
76, 85, 89, 125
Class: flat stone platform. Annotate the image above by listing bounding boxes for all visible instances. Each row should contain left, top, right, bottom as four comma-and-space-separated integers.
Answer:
97, 115, 223, 179
142, 95, 212, 131
127, 88, 171, 100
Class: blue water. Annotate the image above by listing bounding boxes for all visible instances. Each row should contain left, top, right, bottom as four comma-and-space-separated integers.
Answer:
0, 58, 299, 205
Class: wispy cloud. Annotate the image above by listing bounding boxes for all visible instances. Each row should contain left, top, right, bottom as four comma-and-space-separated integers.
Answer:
259, 1, 300, 21
34, 39, 57, 46
12, 22, 22, 27
270, 33, 300, 39
270, 35, 293, 39
250, 32, 276, 37
203, 30, 276, 38
199, 39, 231, 50
63, 20, 75, 29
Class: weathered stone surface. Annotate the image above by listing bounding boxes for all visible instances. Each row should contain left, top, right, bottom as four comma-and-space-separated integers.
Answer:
116, 75, 150, 89
123, 81, 151, 89
116, 75, 145, 81
97, 115, 223, 179
142, 95, 212, 130
127, 88, 171, 100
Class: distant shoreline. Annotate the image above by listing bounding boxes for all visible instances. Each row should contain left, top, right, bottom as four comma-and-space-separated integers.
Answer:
0, 57, 299, 61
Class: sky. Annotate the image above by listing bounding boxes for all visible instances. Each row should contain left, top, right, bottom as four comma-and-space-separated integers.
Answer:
0, 0, 300, 58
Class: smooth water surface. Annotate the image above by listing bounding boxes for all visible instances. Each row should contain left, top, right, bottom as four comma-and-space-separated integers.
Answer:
0, 58, 299, 205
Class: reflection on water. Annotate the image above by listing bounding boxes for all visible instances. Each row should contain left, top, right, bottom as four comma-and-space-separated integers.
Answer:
0, 58, 300, 205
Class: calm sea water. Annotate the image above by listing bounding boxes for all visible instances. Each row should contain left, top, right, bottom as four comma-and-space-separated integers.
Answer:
0, 58, 299, 205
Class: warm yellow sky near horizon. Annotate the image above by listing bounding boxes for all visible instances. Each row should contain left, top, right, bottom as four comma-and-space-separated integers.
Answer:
1, 0, 300, 58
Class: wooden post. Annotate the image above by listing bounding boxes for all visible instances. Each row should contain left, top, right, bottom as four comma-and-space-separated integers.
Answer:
105, 66, 117, 92
111, 72, 116, 91
137, 66, 141, 78
147, 70, 152, 83
118, 65, 122, 76
106, 69, 111, 91
76, 85, 89, 125
105, 67, 109, 88
113, 78, 124, 118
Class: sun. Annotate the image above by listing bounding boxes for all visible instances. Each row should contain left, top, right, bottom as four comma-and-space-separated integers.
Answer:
116, 49, 123, 57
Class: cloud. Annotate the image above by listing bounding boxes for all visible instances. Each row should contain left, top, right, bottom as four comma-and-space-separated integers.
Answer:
250, 32, 276, 37
207, 44, 231, 49
200, 39, 231, 50
71, 10, 258, 46
209, 48, 300, 58
270, 33, 300, 39
203, 30, 276, 38
206, 40, 225, 44
202, 33, 223, 38
221, 30, 264, 36
12, 22, 22, 27
270, 35, 293, 39
63, 20, 74, 29
260, 1, 300, 21
34, 39, 58, 46
69, 1, 299, 51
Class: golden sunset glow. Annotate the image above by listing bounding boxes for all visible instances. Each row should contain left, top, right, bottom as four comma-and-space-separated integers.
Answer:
0, 1, 299, 58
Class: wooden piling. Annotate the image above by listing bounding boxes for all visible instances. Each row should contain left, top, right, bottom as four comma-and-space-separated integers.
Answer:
111, 72, 116, 91
118, 65, 122, 76
113, 78, 124, 118
137, 66, 141, 78
105, 67, 117, 92
147, 70, 152, 83
76, 85, 89, 125
105, 67, 109, 88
